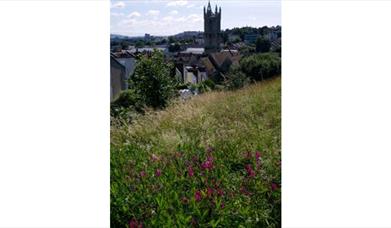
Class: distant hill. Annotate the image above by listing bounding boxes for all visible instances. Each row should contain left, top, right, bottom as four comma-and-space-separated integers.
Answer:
110, 34, 133, 39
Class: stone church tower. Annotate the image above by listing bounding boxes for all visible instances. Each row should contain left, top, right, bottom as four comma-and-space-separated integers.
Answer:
204, 1, 221, 53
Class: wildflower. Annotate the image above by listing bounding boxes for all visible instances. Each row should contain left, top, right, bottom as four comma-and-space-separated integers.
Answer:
245, 164, 255, 177
151, 153, 159, 162
216, 188, 224, 196
206, 146, 214, 153
255, 151, 261, 162
195, 190, 202, 202
188, 166, 194, 177
207, 187, 214, 197
201, 156, 214, 170
271, 182, 279, 191
155, 169, 161, 177
129, 219, 142, 228
220, 202, 225, 209
140, 171, 146, 178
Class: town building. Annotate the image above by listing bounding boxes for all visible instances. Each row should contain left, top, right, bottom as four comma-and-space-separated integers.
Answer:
204, 1, 221, 53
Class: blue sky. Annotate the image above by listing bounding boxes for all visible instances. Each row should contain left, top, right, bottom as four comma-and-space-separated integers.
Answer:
111, 0, 281, 36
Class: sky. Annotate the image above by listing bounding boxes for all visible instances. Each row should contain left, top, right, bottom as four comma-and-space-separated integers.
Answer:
111, 0, 281, 37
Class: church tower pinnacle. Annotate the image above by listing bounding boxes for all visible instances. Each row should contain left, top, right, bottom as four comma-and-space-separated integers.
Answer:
203, 1, 221, 53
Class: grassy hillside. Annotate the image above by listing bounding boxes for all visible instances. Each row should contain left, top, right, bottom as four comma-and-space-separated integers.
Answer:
111, 77, 281, 227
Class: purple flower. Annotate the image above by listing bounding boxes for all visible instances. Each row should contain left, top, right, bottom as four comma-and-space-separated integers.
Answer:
129, 219, 142, 228
207, 187, 214, 198
207, 146, 214, 153
220, 202, 225, 209
245, 164, 255, 177
271, 182, 279, 191
195, 190, 202, 202
188, 166, 194, 177
155, 169, 161, 177
217, 188, 224, 196
140, 171, 146, 178
201, 156, 214, 170
255, 151, 261, 162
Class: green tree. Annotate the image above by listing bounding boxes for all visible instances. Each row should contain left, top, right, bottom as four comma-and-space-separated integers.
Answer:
223, 65, 250, 90
130, 51, 177, 108
240, 53, 281, 81
135, 40, 145, 48
255, 36, 271, 53
168, 42, 181, 52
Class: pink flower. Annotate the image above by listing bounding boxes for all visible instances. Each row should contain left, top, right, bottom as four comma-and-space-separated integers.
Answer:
220, 202, 225, 209
151, 153, 159, 162
129, 219, 142, 228
140, 171, 146, 178
188, 166, 194, 177
206, 146, 214, 153
201, 156, 214, 170
245, 164, 255, 177
155, 169, 161, 177
195, 190, 202, 202
217, 188, 224, 196
207, 187, 214, 197
255, 151, 261, 162
271, 182, 279, 191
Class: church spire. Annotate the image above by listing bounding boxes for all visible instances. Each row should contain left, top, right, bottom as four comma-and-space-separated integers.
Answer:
207, 0, 211, 12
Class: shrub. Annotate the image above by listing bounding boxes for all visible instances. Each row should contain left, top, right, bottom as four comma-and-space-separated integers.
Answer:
255, 36, 271, 53
110, 89, 144, 122
223, 66, 250, 90
240, 53, 281, 81
176, 82, 191, 90
130, 51, 177, 109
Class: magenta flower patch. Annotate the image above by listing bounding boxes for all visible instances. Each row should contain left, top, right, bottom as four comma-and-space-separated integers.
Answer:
188, 166, 194, 177
155, 169, 161, 177
195, 190, 202, 202
245, 164, 255, 177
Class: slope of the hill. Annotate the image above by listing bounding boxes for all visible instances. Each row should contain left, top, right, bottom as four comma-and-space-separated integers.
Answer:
111, 77, 281, 227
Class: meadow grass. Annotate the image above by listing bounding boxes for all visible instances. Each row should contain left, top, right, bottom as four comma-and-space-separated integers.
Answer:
111, 77, 281, 227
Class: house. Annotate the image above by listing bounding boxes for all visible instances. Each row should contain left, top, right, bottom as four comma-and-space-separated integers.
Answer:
111, 51, 137, 89
182, 65, 208, 84
110, 55, 126, 101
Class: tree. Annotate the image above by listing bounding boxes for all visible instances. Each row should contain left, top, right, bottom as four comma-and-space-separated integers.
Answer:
130, 51, 177, 108
168, 42, 181, 52
255, 36, 271, 53
223, 65, 250, 90
135, 40, 145, 48
240, 53, 281, 81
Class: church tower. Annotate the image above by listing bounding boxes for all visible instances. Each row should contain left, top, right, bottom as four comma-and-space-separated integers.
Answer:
204, 1, 221, 53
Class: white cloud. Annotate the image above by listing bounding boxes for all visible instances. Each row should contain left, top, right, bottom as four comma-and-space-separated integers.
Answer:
166, 0, 188, 7
128, 11, 141, 18
111, 12, 124, 17
169, 10, 179, 15
117, 12, 204, 36
162, 16, 174, 22
187, 4, 195, 8
111, 1, 125, 9
146, 10, 160, 17
187, 14, 202, 23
